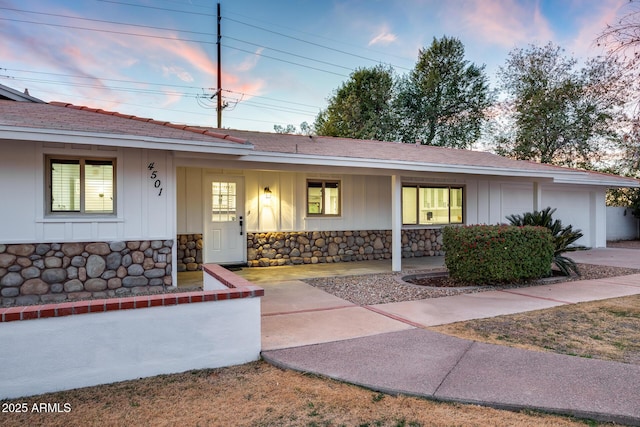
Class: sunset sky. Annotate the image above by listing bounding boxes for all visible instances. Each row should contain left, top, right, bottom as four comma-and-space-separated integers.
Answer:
0, 0, 631, 132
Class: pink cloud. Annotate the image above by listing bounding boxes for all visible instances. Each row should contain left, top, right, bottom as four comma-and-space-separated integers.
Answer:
369, 27, 398, 46
235, 48, 264, 72
568, 0, 629, 57
162, 65, 195, 83
456, 0, 554, 47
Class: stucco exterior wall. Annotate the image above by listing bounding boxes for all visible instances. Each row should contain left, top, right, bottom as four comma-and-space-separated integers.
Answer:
0, 295, 261, 399
607, 206, 640, 241
542, 185, 606, 247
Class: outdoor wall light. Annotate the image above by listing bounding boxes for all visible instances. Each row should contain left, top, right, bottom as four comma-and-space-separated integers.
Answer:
264, 186, 272, 199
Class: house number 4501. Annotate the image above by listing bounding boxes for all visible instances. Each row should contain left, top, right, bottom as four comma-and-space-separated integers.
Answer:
147, 162, 163, 196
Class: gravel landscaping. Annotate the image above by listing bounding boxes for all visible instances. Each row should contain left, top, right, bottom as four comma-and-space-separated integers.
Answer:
304, 262, 640, 306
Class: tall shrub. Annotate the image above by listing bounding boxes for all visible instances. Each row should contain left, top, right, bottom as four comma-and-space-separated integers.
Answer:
443, 225, 554, 285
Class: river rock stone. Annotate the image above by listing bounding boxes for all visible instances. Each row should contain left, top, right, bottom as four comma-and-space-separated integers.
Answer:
44, 256, 62, 268
127, 264, 144, 276
106, 252, 122, 270
61, 243, 84, 257
64, 279, 84, 293
109, 241, 126, 252
85, 242, 110, 255
143, 268, 166, 279
21, 266, 41, 279
86, 255, 106, 278
85, 278, 107, 292
41, 268, 67, 284
21, 278, 49, 295
7, 245, 35, 257
122, 276, 148, 287
0, 253, 16, 268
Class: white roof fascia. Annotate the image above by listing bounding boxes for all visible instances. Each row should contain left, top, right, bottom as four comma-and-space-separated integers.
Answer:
553, 175, 640, 188
0, 126, 254, 156
240, 151, 578, 180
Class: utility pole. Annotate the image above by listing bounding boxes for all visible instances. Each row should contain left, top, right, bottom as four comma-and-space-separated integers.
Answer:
216, 2, 222, 128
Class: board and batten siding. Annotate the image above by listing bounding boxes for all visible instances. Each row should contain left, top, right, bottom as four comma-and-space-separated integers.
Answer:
0, 140, 175, 243
176, 167, 392, 234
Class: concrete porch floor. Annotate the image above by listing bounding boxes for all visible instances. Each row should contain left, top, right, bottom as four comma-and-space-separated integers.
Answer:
177, 256, 446, 287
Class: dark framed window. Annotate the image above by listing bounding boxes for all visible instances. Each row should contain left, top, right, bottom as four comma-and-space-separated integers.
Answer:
47, 157, 115, 214
402, 185, 463, 225
307, 180, 340, 216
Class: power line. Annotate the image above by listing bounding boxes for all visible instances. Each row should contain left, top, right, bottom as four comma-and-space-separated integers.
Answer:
3, 5, 408, 78
0, 17, 214, 44
223, 44, 349, 77
95, 0, 411, 70
1, 18, 352, 78
225, 36, 354, 71
222, 89, 320, 109
3, 68, 324, 111
223, 7, 414, 65
1, 74, 321, 117
12, 85, 308, 128
96, 0, 216, 17
224, 16, 412, 71
0, 6, 213, 37
3, 68, 205, 91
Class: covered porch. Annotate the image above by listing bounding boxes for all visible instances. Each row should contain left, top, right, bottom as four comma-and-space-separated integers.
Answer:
177, 255, 445, 288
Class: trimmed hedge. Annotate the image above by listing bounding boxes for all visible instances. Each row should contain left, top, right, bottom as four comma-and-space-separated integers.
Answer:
443, 225, 554, 285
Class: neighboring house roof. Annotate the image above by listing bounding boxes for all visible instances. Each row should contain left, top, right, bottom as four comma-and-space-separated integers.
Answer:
0, 100, 637, 188
0, 83, 45, 103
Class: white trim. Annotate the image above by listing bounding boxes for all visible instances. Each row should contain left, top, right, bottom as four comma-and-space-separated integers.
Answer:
391, 175, 402, 272
0, 126, 254, 155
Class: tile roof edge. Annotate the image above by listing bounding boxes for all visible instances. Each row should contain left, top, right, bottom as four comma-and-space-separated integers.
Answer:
46, 102, 251, 145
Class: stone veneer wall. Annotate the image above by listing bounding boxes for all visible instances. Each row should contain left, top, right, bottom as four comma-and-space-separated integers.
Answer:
176, 234, 203, 271
246, 229, 443, 267
0, 240, 172, 307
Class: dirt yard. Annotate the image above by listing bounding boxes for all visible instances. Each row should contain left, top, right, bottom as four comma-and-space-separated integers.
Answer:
0, 361, 608, 427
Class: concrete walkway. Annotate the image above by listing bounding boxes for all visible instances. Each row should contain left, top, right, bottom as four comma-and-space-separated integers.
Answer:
256, 248, 640, 425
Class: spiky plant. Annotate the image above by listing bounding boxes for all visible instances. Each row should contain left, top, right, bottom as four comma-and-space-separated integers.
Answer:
506, 207, 589, 276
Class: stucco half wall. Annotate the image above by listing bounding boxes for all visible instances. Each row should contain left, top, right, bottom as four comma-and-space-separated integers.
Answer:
0, 290, 262, 399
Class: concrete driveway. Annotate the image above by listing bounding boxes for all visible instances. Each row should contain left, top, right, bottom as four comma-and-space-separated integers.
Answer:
570, 246, 639, 269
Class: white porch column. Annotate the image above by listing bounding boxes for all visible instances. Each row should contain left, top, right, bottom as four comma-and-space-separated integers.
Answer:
391, 174, 402, 272
590, 188, 607, 247
533, 181, 542, 211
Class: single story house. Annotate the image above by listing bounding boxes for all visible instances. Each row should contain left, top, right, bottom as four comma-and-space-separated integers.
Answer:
1, 99, 639, 304
1, 96, 639, 398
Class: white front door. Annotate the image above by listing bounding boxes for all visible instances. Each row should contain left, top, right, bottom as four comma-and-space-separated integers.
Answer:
204, 176, 245, 264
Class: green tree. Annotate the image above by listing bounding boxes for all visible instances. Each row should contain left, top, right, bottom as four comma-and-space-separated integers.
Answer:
314, 65, 397, 140
273, 122, 313, 135
395, 36, 493, 148
273, 124, 297, 134
494, 42, 631, 168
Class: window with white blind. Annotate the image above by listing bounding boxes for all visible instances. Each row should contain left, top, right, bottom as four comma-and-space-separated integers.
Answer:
402, 185, 463, 225
307, 180, 340, 216
47, 157, 115, 214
